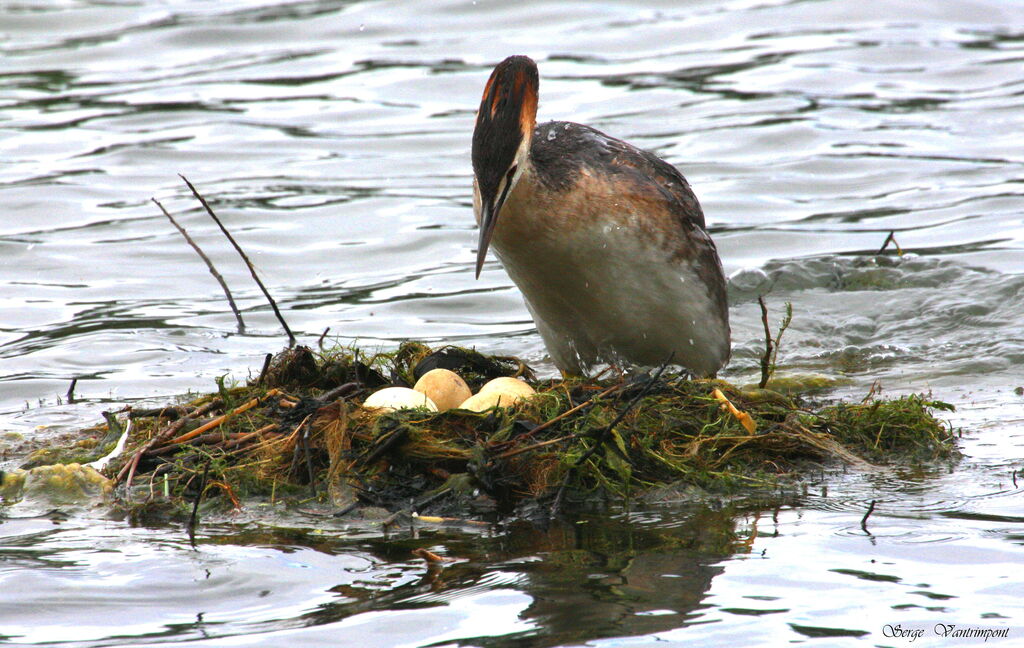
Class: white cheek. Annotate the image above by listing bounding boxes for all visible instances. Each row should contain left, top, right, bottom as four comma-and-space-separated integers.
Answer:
507, 171, 524, 196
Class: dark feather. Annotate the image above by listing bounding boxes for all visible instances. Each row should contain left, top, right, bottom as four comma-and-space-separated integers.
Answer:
531, 121, 706, 231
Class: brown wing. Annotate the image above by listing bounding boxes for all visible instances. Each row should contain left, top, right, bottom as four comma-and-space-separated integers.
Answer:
531, 121, 706, 230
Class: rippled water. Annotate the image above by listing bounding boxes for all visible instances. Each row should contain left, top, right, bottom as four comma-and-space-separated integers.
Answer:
2, 0, 1023, 645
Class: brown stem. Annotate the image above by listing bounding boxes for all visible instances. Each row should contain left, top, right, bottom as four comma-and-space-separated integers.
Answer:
758, 295, 773, 389
179, 175, 295, 346
162, 389, 280, 446
153, 197, 246, 334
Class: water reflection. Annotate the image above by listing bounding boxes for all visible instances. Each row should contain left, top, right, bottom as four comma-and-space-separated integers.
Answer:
227, 503, 750, 646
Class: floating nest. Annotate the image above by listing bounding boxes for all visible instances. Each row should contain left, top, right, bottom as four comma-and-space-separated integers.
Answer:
10, 342, 959, 520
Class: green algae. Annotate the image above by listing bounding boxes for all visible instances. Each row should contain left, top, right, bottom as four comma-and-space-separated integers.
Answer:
1, 463, 112, 505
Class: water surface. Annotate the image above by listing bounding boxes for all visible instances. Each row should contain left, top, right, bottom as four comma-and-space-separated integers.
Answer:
2, 0, 1023, 645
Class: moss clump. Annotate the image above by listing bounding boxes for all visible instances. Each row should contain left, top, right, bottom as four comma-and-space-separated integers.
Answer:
15, 343, 959, 518
817, 394, 957, 462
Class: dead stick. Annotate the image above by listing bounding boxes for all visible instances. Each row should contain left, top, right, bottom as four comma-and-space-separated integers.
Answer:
860, 499, 876, 533
485, 382, 620, 459
357, 425, 409, 466
125, 449, 143, 496
153, 197, 246, 334
155, 431, 248, 452
130, 405, 188, 420
758, 295, 773, 389
256, 353, 273, 386
877, 231, 901, 255
66, 378, 78, 404
163, 389, 280, 446
179, 175, 295, 347
222, 424, 278, 451
381, 488, 452, 527
188, 461, 211, 537
494, 434, 574, 460
208, 480, 241, 510
321, 382, 360, 403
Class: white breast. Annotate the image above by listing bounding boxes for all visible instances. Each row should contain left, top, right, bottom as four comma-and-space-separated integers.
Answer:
493, 214, 730, 376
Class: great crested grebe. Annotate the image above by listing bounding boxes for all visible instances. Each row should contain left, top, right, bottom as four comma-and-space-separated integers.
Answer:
472, 55, 730, 377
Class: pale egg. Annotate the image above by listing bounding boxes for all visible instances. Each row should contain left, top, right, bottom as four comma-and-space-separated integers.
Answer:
458, 390, 521, 412
478, 377, 536, 399
413, 369, 472, 411
362, 387, 438, 412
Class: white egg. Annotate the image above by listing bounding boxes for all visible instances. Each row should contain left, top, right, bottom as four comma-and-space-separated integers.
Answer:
362, 387, 438, 412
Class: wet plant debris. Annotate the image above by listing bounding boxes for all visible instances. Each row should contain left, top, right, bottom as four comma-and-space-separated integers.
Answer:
7, 342, 959, 519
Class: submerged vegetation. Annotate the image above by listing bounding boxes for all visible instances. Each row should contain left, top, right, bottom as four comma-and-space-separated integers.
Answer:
3, 341, 959, 521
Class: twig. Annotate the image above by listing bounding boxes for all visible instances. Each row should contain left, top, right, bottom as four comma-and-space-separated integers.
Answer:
207, 480, 241, 510
125, 447, 143, 496
712, 388, 757, 433
357, 425, 410, 467
256, 353, 273, 386
153, 197, 246, 334
488, 383, 623, 461
318, 327, 330, 351
772, 302, 793, 372
222, 424, 278, 451
321, 382, 360, 403
161, 389, 280, 447
757, 297, 792, 389
758, 296, 773, 389
150, 431, 255, 455
860, 499, 876, 534
412, 514, 489, 527
877, 231, 902, 255
188, 461, 211, 540
577, 359, 673, 467
493, 434, 575, 461
115, 398, 224, 484
517, 382, 622, 443
66, 378, 78, 404
332, 500, 361, 517
130, 405, 188, 420
179, 175, 295, 346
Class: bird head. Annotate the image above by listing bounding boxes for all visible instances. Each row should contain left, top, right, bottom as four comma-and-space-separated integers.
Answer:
471, 55, 539, 279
